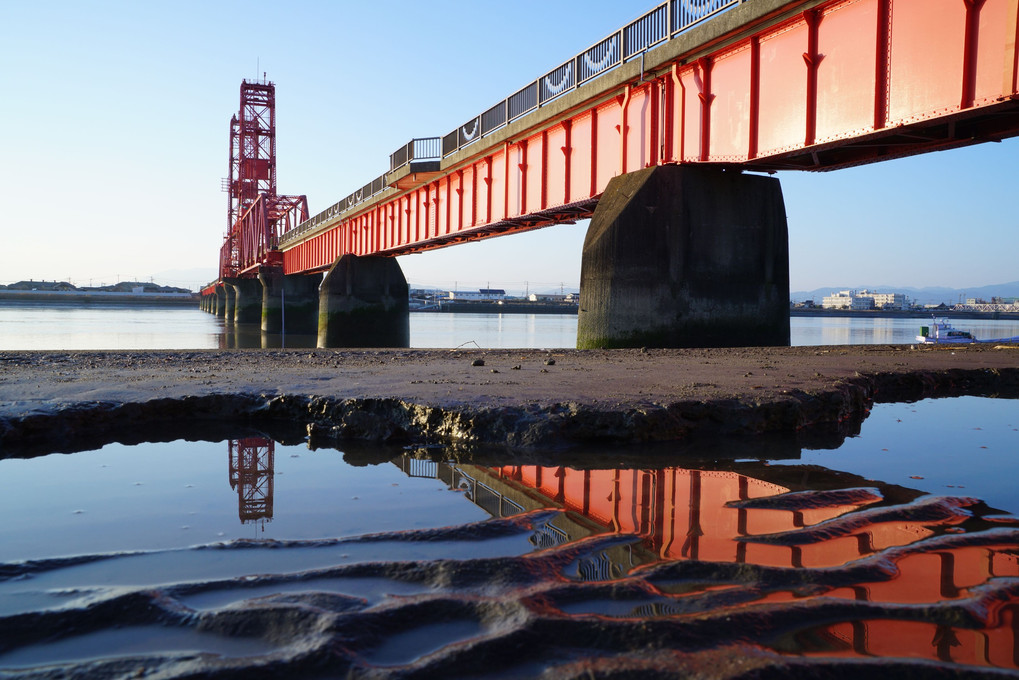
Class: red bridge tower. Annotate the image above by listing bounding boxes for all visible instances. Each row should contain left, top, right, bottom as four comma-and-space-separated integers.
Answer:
220, 78, 308, 280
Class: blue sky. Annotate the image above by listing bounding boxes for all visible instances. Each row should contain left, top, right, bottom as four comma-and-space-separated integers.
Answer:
2, 1, 1016, 293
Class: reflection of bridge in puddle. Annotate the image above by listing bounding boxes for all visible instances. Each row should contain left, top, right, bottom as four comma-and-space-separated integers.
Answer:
396, 456, 1019, 669
227, 438, 274, 526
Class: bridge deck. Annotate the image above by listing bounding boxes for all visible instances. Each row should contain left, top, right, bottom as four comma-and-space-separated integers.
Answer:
275, 0, 1019, 275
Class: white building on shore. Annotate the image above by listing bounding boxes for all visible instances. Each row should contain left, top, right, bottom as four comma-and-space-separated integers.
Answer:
821, 289, 908, 310
448, 288, 506, 301
822, 290, 873, 310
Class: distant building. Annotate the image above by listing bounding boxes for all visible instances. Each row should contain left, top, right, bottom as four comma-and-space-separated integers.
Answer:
448, 288, 506, 301
821, 289, 907, 310
822, 290, 874, 310
858, 290, 908, 310
528, 292, 577, 303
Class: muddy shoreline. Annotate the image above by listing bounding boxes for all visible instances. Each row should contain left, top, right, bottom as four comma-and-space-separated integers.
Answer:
2, 345, 1017, 454
3, 345, 1019, 679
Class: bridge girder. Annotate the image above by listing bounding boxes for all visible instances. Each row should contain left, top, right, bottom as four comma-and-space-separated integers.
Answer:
279, 0, 1019, 276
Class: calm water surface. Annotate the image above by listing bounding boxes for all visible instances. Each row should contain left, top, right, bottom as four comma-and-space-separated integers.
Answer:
0, 396, 1017, 675
2, 302, 1019, 349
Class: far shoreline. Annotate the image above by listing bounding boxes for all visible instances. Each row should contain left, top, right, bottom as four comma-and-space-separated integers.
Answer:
790, 307, 1019, 320
0, 291, 197, 306
3, 294, 1018, 321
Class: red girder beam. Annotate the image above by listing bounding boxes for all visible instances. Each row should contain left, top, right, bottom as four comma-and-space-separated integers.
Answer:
281, 0, 1019, 276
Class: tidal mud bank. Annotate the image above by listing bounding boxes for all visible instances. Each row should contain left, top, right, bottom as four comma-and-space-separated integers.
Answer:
1, 345, 1017, 454
3, 491, 1018, 679
3, 347, 1019, 679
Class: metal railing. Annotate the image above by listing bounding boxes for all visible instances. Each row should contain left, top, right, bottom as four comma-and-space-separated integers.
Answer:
578, 33, 621, 85
530, 517, 570, 550
283, 0, 748, 243
623, 3, 670, 59
397, 455, 440, 479
389, 137, 442, 172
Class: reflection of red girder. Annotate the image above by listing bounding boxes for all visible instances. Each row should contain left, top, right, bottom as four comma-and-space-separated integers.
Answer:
228, 437, 275, 524
472, 462, 1019, 668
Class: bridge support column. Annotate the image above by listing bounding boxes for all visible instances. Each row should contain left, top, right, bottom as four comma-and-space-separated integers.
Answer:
225, 278, 262, 325
223, 283, 237, 322
577, 166, 789, 349
317, 254, 409, 348
258, 268, 320, 335
214, 285, 227, 318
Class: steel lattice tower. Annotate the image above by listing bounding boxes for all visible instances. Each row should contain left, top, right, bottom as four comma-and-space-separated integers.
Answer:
227, 80, 276, 231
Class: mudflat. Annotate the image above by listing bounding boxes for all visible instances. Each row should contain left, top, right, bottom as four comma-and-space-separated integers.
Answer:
1, 344, 1017, 450
2, 345, 1019, 680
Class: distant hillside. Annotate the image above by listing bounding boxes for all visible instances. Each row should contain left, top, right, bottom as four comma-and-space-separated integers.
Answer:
1, 280, 192, 295
792, 281, 1019, 306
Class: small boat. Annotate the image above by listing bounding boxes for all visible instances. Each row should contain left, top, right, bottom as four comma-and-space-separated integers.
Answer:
916, 318, 1019, 345
916, 318, 976, 344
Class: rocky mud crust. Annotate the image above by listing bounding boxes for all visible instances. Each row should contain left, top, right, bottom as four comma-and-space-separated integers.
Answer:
1, 344, 1017, 453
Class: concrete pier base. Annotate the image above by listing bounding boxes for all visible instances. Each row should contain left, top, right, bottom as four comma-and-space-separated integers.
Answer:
225, 278, 262, 325
318, 254, 409, 348
214, 285, 227, 318
258, 269, 320, 335
223, 284, 236, 322
577, 166, 789, 349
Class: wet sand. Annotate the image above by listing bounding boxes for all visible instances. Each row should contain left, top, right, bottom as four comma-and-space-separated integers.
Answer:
1, 344, 1017, 451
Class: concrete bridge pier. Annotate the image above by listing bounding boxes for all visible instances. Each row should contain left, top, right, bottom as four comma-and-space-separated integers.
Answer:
577, 165, 789, 349
223, 283, 237, 322
225, 278, 262, 325
258, 268, 321, 335
214, 285, 227, 318
317, 254, 409, 348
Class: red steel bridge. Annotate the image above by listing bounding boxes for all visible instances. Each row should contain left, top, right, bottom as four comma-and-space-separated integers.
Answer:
203, 0, 1019, 341
217, 79, 308, 280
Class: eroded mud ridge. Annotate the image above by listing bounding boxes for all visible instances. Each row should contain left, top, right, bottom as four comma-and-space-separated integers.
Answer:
1, 346, 1018, 453
2, 464, 1018, 679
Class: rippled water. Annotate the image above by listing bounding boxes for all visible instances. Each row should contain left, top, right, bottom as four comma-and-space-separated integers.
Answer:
1, 396, 1017, 677
3, 302, 1018, 349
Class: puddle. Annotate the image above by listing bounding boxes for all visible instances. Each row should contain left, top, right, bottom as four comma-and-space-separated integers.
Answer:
1, 396, 1017, 677
365, 619, 487, 666
0, 625, 273, 669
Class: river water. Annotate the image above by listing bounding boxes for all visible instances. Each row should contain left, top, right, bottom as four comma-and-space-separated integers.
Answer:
2, 302, 1019, 349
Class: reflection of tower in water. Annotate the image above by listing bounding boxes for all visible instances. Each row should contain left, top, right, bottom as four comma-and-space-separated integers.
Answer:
227, 438, 274, 526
